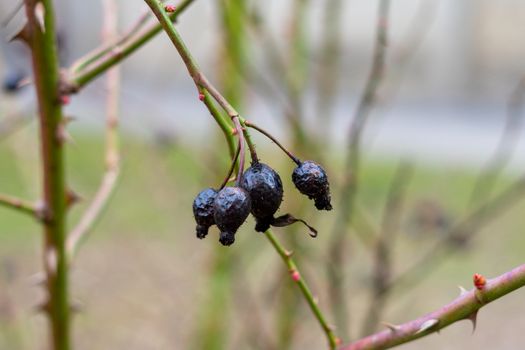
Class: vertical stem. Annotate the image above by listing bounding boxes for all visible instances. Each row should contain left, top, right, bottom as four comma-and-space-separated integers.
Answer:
23, 0, 70, 349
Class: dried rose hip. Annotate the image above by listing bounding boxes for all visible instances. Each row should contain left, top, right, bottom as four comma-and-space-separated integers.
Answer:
213, 186, 251, 246
241, 162, 283, 232
292, 161, 332, 210
192, 188, 218, 239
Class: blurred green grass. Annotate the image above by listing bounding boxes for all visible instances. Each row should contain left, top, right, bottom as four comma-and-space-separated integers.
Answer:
0, 129, 524, 349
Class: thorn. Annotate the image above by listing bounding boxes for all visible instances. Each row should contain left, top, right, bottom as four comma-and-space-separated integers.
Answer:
335, 337, 342, 346
313, 296, 319, 305
458, 285, 468, 296
66, 188, 82, 209
33, 300, 50, 314
56, 121, 74, 144
284, 250, 294, 257
9, 24, 31, 44
382, 322, 401, 332
198, 92, 205, 101
465, 310, 478, 334
415, 319, 439, 335
34, 3, 45, 33
231, 127, 238, 135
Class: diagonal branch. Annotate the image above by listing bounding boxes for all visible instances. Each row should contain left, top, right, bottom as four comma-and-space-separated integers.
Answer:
340, 263, 525, 350
265, 229, 340, 349
65, 0, 196, 92
0, 193, 37, 218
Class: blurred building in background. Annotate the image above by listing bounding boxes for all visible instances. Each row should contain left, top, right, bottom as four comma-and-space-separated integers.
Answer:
1, 0, 525, 168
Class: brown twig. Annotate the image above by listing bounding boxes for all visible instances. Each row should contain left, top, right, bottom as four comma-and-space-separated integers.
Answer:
328, 0, 391, 338
0, 193, 37, 218
66, 0, 121, 260
340, 264, 525, 350
360, 162, 413, 336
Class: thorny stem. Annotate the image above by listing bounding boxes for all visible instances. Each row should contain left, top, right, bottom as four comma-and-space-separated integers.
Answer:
66, 0, 121, 261
328, 0, 390, 337
23, 0, 70, 348
264, 229, 339, 349
68, 0, 196, 91
244, 120, 301, 165
0, 193, 37, 218
341, 264, 525, 350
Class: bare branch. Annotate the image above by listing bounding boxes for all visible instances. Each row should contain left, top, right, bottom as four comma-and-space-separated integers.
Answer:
384, 172, 525, 299
361, 162, 413, 336
468, 77, 525, 206
0, 193, 37, 218
328, 0, 391, 337
66, 0, 121, 260
67, 0, 196, 92
341, 264, 525, 350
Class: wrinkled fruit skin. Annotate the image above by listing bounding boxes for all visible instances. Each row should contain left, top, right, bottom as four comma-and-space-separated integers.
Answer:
292, 161, 332, 210
214, 187, 251, 246
241, 162, 283, 232
192, 188, 218, 239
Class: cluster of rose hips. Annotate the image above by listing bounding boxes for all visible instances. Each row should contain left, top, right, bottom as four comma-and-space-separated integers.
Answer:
192, 121, 332, 246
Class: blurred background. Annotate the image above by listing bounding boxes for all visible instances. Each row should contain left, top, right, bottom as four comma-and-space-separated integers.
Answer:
0, 0, 525, 349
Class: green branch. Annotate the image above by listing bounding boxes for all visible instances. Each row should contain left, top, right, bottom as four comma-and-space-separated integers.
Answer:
265, 229, 339, 349
67, 0, 196, 91
23, 0, 70, 349
143, 0, 253, 160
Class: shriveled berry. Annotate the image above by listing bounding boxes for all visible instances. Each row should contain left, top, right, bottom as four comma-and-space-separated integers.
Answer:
292, 161, 332, 210
241, 162, 283, 232
192, 188, 218, 239
214, 186, 251, 246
